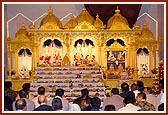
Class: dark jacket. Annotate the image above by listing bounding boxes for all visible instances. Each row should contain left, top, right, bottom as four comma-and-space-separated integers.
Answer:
33, 104, 53, 111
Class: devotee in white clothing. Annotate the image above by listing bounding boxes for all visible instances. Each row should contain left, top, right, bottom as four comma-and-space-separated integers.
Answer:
118, 97, 141, 111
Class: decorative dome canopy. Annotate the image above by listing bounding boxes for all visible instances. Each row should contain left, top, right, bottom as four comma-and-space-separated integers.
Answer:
94, 14, 105, 29
64, 14, 77, 29
107, 6, 130, 30
75, 7, 94, 24
40, 7, 63, 29
15, 23, 28, 38
141, 22, 154, 39
133, 22, 140, 29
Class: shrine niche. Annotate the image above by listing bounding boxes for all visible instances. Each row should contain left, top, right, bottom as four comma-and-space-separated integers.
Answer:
73, 39, 96, 66
137, 48, 149, 76
106, 39, 126, 79
6, 6, 162, 80
39, 38, 63, 66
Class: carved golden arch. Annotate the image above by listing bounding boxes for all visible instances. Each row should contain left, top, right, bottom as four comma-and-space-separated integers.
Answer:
7, 42, 34, 76
74, 21, 96, 30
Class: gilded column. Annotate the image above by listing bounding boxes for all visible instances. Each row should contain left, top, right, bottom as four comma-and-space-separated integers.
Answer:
32, 46, 37, 74
12, 51, 16, 75
103, 47, 107, 68
65, 34, 71, 58
126, 46, 131, 67
129, 46, 134, 67
149, 48, 154, 71
15, 51, 18, 75
156, 49, 160, 68
98, 45, 102, 65
133, 46, 137, 68
7, 51, 11, 77
156, 44, 160, 68
67, 45, 70, 58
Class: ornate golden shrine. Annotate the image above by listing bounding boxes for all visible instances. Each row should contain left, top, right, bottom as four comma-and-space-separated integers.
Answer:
6, 6, 162, 79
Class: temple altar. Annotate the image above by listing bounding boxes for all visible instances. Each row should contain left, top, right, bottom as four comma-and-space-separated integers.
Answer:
6, 6, 162, 92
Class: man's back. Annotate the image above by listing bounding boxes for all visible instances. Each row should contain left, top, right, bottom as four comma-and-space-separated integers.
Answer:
33, 104, 53, 111
146, 94, 159, 110
135, 100, 156, 111
48, 96, 69, 111
102, 95, 124, 111
13, 98, 35, 111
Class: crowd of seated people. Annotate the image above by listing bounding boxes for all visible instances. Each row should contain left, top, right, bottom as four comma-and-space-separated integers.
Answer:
4, 79, 164, 111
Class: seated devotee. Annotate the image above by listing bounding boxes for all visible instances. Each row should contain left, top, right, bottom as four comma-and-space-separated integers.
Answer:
52, 98, 63, 111
120, 82, 135, 101
33, 95, 53, 111
104, 104, 116, 111
4, 96, 13, 111
22, 83, 34, 100
69, 103, 81, 111
15, 98, 27, 111
13, 89, 35, 111
137, 80, 145, 93
32, 86, 49, 108
158, 103, 164, 111
90, 97, 101, 111
143, 87, 159, 110
48, 88, 69, 111
135, 92, 156, 111
102, 88, 124, 111
157, 79, 164, 105
4, 81, 17, 102
130, 83, 140, 99
118, 97, 141, 111
73, 88, 92, 107
79, 99, 92, 111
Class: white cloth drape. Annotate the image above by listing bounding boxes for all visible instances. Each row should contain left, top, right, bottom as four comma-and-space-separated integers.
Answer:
18, 54, 32, 71
137, 51, 149, 75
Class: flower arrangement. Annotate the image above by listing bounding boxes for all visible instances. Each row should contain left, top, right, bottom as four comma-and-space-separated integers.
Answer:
125, 66, 134, 75
151, 68, 158, 74
11, 70, 16, 76
29, 70, 32, 76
